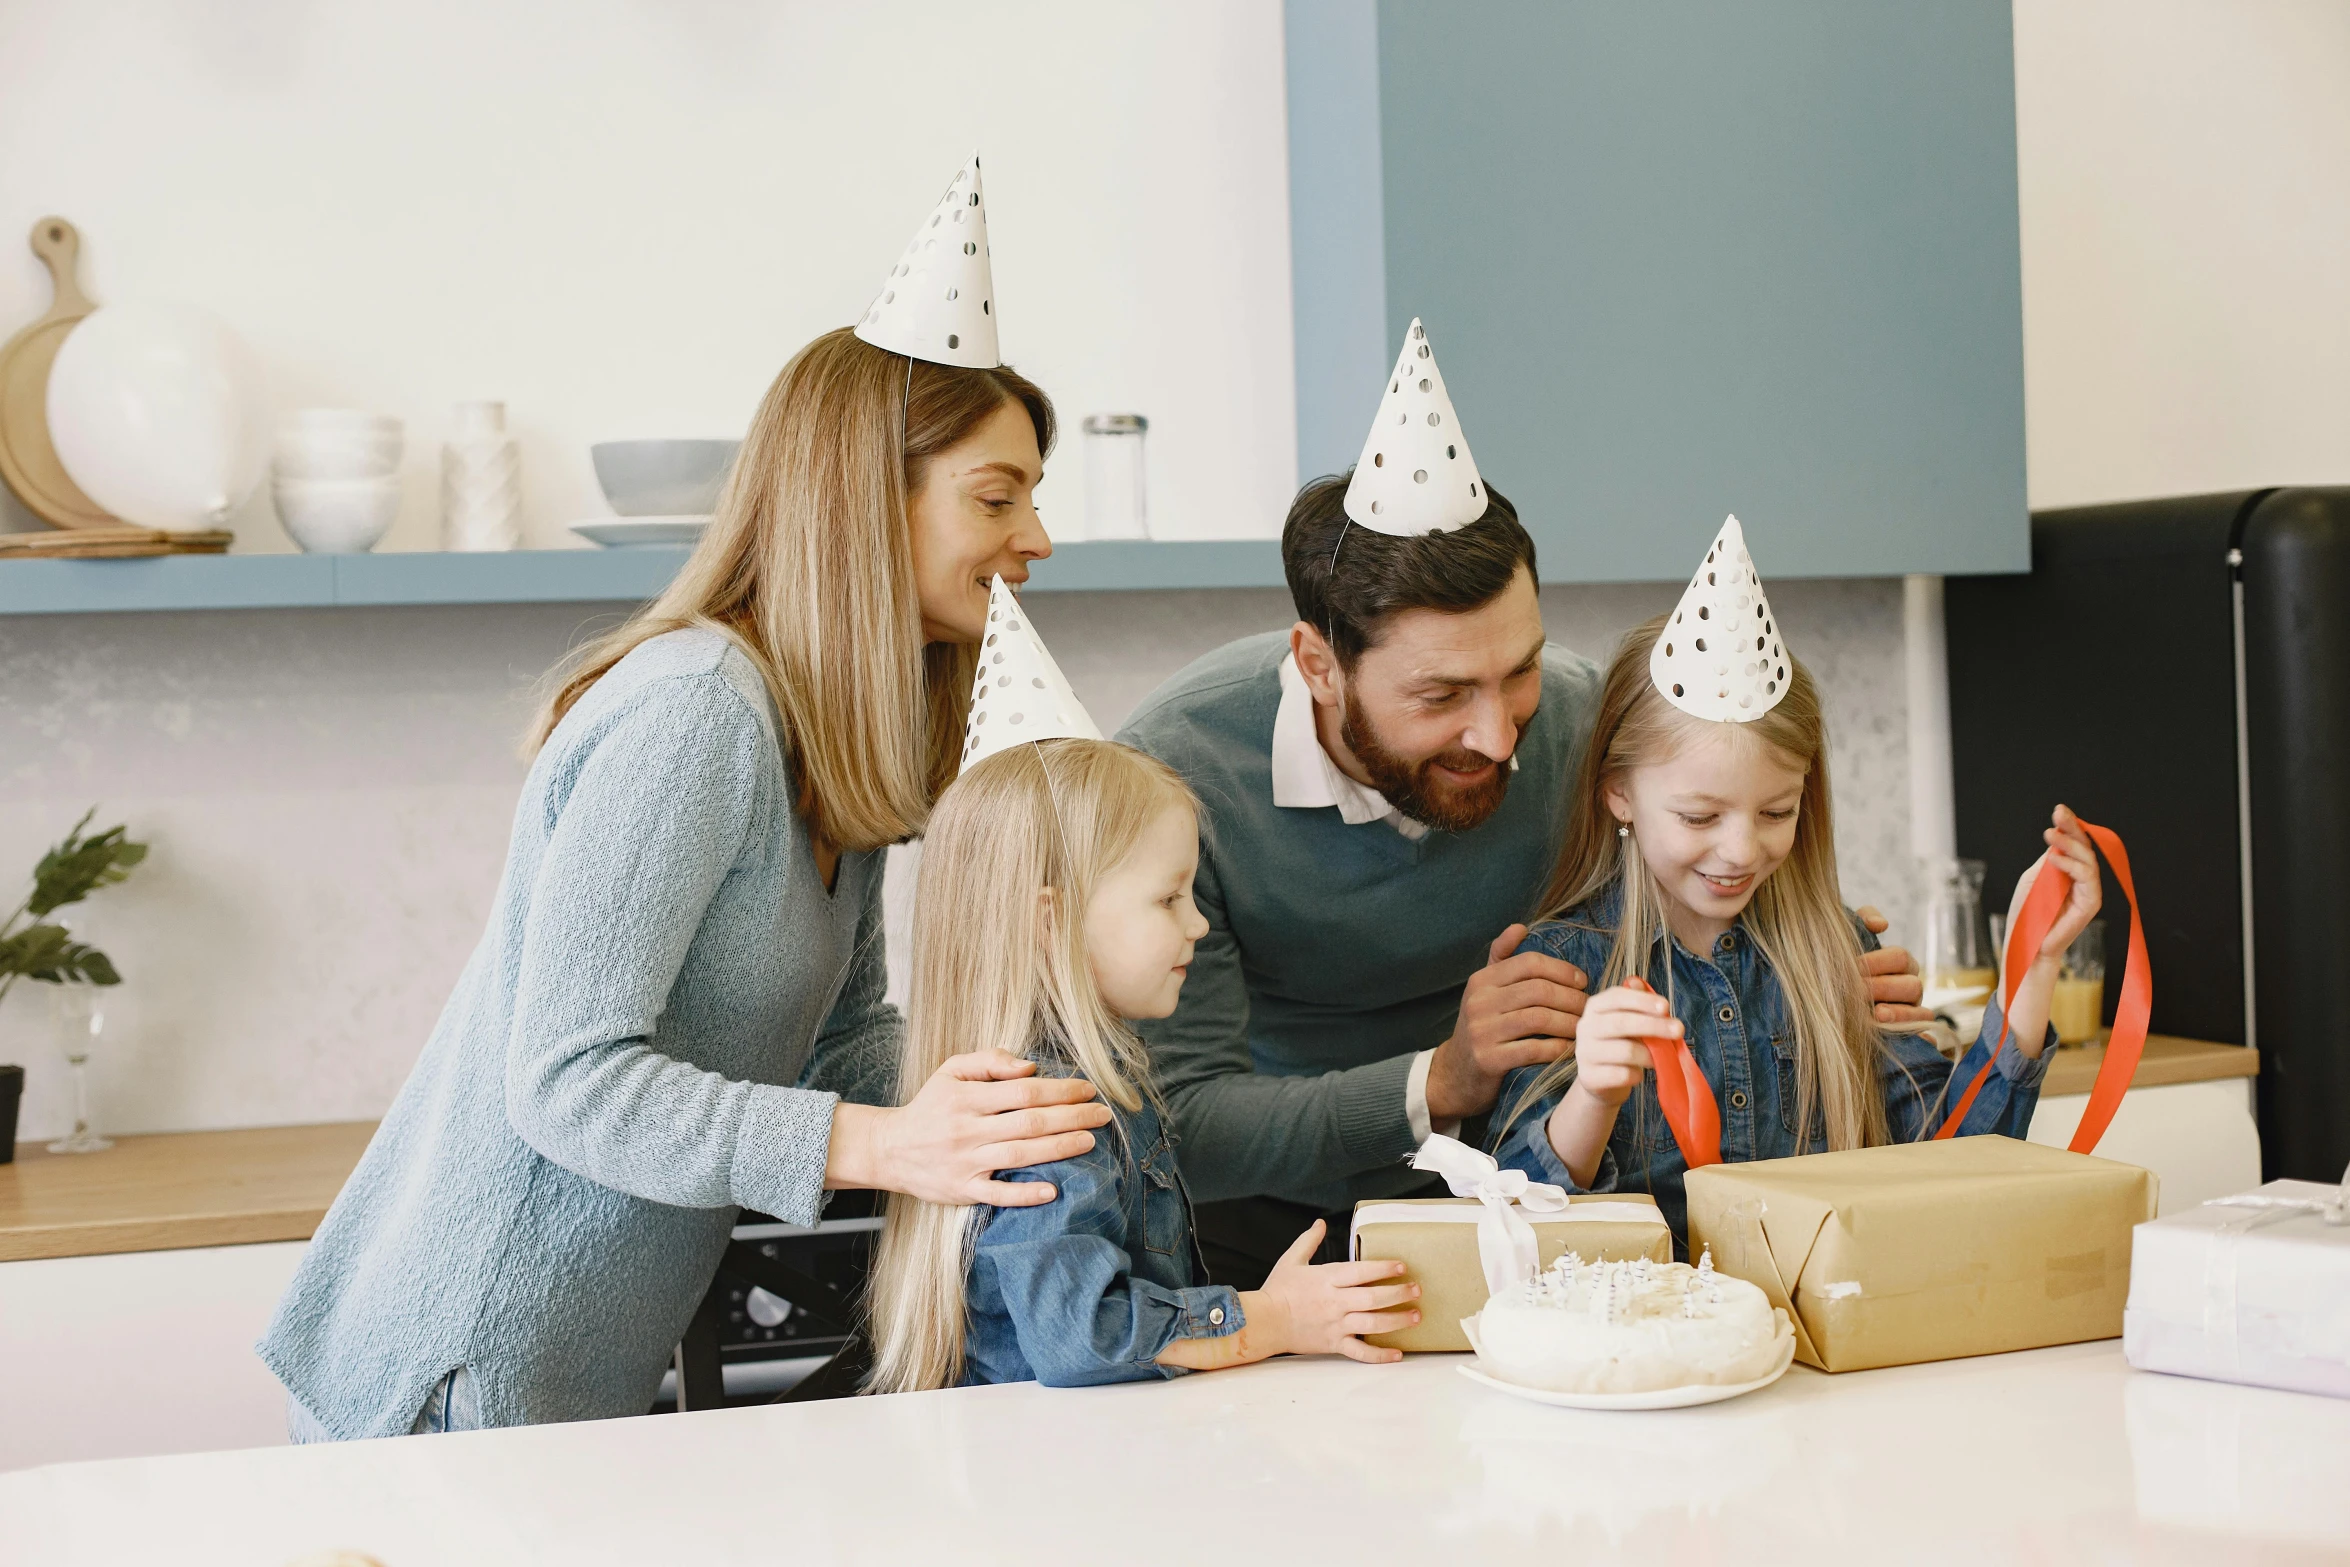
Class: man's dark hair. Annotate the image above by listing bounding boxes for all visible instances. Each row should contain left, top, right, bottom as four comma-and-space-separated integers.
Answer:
1280, 472, 1538, 667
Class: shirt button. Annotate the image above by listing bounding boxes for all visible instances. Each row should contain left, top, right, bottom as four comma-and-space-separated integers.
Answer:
1718, 1005, 1736, 1023
1730, 1090, 1749, 1110
1208, 1306, 1226, 1326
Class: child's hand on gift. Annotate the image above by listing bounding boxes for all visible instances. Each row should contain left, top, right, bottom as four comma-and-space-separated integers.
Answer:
1240, 1221, 1420, 1364
1997, 804, 2104, 1055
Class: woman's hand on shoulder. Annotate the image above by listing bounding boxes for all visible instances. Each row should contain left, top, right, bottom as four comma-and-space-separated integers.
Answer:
826, 1050, 1113, 1206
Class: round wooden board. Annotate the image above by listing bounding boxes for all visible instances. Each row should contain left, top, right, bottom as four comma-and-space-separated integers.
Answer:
0, 217, 116, 530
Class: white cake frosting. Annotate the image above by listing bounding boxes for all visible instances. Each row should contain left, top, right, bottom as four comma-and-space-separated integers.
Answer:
1470, 1249, 1789, 1394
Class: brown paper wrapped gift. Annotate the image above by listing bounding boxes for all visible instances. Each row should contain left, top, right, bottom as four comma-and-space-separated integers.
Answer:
1349, 1194, 1672, 1352
1683, 1135, 2158, 1372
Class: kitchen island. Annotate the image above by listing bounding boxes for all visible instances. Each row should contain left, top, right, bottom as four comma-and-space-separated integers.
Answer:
3, 1340, 2344, 1566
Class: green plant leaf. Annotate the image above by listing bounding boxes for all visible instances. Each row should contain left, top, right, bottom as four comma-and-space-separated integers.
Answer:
0, 924, 122, 985
26, 809, 147, 918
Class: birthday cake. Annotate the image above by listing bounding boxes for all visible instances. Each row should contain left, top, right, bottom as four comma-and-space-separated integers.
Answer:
1469, 1248, 1790, 1394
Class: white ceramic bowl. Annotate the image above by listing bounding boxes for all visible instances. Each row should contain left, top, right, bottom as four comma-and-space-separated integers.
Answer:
274, 473, 400, 554
274, 435, 402, 479
281, 408, 400, 434
591, 440, 739, 517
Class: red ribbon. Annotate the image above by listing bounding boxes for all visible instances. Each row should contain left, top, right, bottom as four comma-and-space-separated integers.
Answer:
1628, 974, 1722, 1169
1932, 819, 2150, 1153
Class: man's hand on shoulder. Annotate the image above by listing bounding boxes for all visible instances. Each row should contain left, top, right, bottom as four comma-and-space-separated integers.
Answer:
1424, 924, 1590, 1124
1855, 905, 1930, 1026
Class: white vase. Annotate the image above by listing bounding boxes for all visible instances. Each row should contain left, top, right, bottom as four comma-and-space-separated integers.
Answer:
441, 401, 520, 551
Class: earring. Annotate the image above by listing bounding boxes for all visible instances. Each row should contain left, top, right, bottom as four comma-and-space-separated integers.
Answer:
1616, 823, 1631, 839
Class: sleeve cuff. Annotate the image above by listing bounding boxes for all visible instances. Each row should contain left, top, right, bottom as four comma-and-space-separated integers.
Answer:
1405, 1049, 1459, 1144
1981, 995, 2058, 1087
1337, 1050, 1425, 1165
730, 1085, 839, 1227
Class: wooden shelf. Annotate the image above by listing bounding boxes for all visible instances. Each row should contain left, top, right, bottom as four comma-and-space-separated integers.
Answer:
0, 539, 1290, 616
2041, 1034, 2257, 1099
0, 1121, 376, 1261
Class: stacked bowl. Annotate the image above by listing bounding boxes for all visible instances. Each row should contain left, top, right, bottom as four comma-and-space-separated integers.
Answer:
274, 410, 403, 553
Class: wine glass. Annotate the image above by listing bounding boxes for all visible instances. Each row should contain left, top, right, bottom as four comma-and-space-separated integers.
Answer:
46, 984, 111, 1154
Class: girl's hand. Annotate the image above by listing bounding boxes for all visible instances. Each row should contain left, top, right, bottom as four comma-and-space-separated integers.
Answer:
1238, 1221, 1420, 1364
1996, 805, 2104, 1058
1542, 983, 1677, 1187
2016, 804, 2104, 965
825, 1050, 1114, 1206
1565, 983, 1679, 1110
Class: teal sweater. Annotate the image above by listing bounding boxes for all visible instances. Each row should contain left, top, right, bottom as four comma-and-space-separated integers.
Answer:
260, 629, 901, 1436
1118, 632, 1603, 1210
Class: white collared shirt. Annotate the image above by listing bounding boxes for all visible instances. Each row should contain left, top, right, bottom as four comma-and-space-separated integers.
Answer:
1269, 652, 1451, 1141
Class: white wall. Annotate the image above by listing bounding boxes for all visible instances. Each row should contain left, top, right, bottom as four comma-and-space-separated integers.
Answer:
2013, 0, 2350, 508
0, 0, 1298, 545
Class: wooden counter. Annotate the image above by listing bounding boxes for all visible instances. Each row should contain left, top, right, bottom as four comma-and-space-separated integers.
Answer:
2041, 1033, 2257, 1098
0, 1121, 375, 1262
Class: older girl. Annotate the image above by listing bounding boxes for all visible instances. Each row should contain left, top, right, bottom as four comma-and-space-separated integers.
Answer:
866, 739, 1422, 1391
261, 320, 1119, 1437
1491, 534, 2100, 1244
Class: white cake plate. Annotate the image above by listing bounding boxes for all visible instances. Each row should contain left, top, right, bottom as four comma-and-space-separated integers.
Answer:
1455, 1316, 1798, 1411
569, 516, 710, 547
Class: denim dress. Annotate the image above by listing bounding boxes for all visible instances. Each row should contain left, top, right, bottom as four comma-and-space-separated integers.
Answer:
1488, 889, 2057, 1248
963, 1062, 1244, 1387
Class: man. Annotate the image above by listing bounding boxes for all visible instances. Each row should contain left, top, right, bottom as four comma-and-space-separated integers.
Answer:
1117, 475, 1925, 1287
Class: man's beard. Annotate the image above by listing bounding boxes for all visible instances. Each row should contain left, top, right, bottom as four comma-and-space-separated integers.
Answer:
1339, 699, 1514, 833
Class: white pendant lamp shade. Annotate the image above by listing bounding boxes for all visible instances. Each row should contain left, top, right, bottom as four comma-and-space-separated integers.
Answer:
1650, 515, 1792, 723
854, 154, 1000, 369
961, 576, 1102, 772
1342, 317, 1487, 535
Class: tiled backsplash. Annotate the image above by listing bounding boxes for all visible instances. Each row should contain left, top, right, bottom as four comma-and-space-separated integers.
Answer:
0, 580, 1908, 1142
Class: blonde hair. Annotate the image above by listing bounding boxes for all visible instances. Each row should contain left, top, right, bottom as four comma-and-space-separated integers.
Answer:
529, 328, 1056, 853
1502, 615, 1891, 1153
863, 739, 1197, 1394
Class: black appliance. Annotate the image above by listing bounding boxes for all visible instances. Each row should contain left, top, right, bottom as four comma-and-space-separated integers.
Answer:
666, 1190, 879, 1412
1945, 487, 2350, 1182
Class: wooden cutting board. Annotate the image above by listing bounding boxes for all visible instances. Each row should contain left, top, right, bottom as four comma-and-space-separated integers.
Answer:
0, 217, 116, 530
0, 526, 230, 558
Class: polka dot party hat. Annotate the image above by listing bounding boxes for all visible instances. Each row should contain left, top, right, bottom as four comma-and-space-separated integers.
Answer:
961, 575, 1102, 773
1342, 318, 1488, 535
854, 153, 1000, 369
1650, 515, 1791, 724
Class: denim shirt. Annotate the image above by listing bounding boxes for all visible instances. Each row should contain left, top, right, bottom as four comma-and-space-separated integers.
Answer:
964, 1063, 1245, 1388
1488, 890, 2057, 1249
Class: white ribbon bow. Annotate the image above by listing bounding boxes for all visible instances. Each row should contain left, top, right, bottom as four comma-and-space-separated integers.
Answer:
1411, 1133, 1571, 1296
2203, 1161, 2350, 1228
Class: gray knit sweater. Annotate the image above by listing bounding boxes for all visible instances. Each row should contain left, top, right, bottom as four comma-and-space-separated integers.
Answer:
259, 629, 900, 1436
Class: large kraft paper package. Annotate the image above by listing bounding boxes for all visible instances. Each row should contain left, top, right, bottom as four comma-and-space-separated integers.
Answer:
1683, 1135, 2158, 1372
1349, 1194, 1672, 1352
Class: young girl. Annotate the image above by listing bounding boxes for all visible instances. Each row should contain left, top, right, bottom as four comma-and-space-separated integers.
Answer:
1490, 523, 2102, 1244
865, 737, 1424, 1391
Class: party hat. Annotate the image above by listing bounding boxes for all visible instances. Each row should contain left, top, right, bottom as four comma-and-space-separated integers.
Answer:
1342, 318, 1488, 535
961, 575, 1102, 772
854, 154, 1000, 369
1650, 516, 1791, 723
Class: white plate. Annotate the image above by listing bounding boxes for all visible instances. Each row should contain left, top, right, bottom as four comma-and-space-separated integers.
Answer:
569, 516, 709, 547
1454, 1316, 1797, 1410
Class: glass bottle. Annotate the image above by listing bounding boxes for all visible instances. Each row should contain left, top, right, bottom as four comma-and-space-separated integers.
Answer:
1080, 414, 1149, 540
46, 984, 111, 1154
1921, 857, 1996, 1007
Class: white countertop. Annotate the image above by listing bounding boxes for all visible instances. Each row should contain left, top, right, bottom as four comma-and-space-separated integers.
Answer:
5, 1342, 2347, 1566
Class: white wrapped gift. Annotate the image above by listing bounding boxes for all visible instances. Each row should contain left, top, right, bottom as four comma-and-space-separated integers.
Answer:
2124, 1173, 2350, 1399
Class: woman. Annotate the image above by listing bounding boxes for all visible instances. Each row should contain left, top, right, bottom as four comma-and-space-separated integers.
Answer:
261, 291, 1113, 1434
